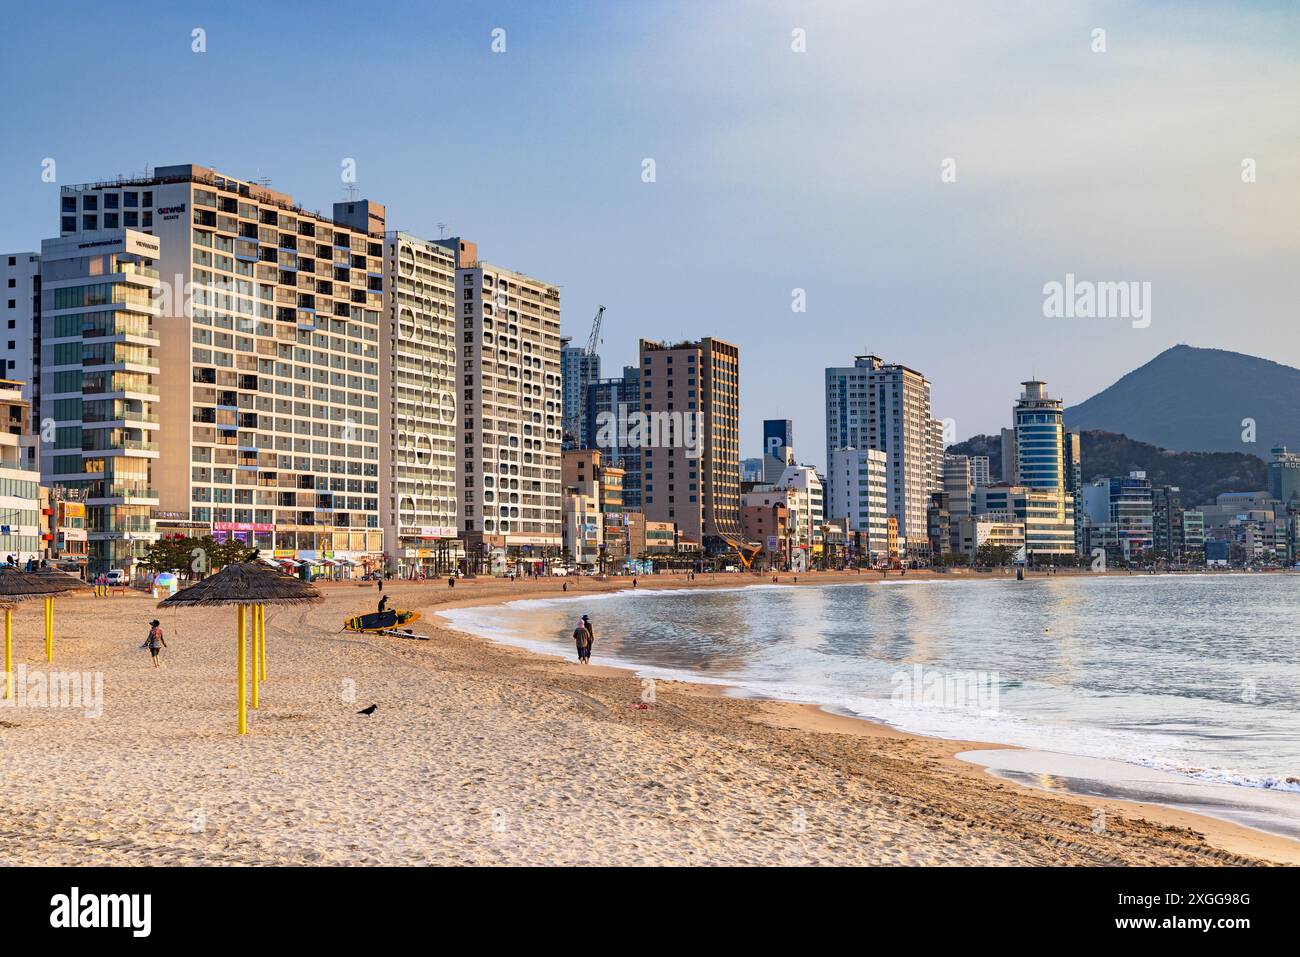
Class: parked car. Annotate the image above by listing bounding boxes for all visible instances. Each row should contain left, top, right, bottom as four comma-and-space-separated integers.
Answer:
106, 569, 128, 586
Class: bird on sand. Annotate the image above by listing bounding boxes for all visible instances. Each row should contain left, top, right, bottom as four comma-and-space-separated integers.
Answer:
357, 704, 377, 716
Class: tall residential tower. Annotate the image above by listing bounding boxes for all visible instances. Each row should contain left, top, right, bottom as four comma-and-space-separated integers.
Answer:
640, 337, 741, 552
824, 354, 940, 557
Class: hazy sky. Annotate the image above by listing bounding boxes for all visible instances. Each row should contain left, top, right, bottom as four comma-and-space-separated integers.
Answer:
2, 0, 1297, 467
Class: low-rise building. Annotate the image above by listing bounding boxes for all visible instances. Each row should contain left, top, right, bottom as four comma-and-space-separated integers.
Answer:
0, 379, 41, 562
955, 515, 1025, 561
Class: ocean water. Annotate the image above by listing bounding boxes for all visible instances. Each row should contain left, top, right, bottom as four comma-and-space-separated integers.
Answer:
439, 575, 1300, 796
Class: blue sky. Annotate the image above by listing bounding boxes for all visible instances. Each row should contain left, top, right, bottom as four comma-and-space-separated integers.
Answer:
2, 0, 1297, 466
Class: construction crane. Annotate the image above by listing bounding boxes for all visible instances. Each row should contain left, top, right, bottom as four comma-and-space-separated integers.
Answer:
571, 305, 606, 448
586, 304, 605, 357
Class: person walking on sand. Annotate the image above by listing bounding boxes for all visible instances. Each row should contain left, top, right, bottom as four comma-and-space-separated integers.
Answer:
146, 619, 167, 668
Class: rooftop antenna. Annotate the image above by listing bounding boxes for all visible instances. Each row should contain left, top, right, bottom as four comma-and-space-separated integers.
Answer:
344, 183, 361, 201
437, 223, 448, 239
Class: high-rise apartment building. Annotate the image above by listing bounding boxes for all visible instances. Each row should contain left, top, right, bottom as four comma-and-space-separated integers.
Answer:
584, 365, 642, 509
943, 454, 973, 517
824, 354, 939, 555
1063, 431, 1083, 554
38, 229, 163, 573
55, 165, 388, 566
373, 231, 459, 576
1152, 485, 1187, 562
2, 252, 40, 435
560, 337, 600, 449
969, 455, 991, 488
640, 337, 741, 552
456, 261, 563, 565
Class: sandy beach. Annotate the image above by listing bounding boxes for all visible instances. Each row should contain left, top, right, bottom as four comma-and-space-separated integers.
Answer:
0, 568, 1295, 866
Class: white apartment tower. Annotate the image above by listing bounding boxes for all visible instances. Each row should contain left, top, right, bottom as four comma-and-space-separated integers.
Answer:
56, 165, 387, 566
826, 446, 889, 561
373, 231, 459, 576
456, 260, 563, 564
825, 354, 940, 556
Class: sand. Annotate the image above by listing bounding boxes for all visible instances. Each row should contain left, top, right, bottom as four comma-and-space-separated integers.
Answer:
0, 568, 1295, 866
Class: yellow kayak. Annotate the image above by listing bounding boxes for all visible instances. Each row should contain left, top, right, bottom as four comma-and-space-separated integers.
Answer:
344, 609, 422, 632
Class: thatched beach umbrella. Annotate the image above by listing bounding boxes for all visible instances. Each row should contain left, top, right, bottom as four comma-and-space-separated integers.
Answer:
27, 567, 90, 663
0, 567, 81, 699
158, 562, 321, 735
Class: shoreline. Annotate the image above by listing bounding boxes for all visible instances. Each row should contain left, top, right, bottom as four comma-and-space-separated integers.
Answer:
0, 567, 1295, 865
422, 569, 1300, 865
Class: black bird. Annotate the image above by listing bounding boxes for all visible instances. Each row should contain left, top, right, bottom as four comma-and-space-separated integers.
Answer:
356, 704, 377, 716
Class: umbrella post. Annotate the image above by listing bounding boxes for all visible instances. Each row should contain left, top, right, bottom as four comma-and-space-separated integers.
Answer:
237, 604, 247, 735
258, 604, 266, 682
250, 606, 259, 711
45, 596, 53, 663
3, 606, 10, 701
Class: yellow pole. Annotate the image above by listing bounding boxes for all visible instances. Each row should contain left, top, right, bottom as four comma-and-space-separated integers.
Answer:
250, 607, 260, 712
45, 596, 53, 663
258, 604, 267, 681
3, 607, 11, 701
237, 605, 247, 735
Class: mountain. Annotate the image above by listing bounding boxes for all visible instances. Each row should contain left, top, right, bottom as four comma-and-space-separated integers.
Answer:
946, 431, 1268, 507
1063, 345, 1300, 453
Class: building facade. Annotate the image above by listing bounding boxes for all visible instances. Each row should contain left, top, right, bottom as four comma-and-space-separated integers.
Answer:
560, 336, 600, 449
2, 252, 40, 435
762, 418, 794, 484
825, 354, 939, 556
1081, 472, 1154, 561
0, 379, 41, 561
640, 337, 741, 553
376, 231, 459, 576
457, 260, 563, 567
54, 165, 388, 570
825, 446, 889, 562
1269, 446, 1300, 507
584, 365, 642, 509
38, 229, 162, 575
1007, 379, 1075, 559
